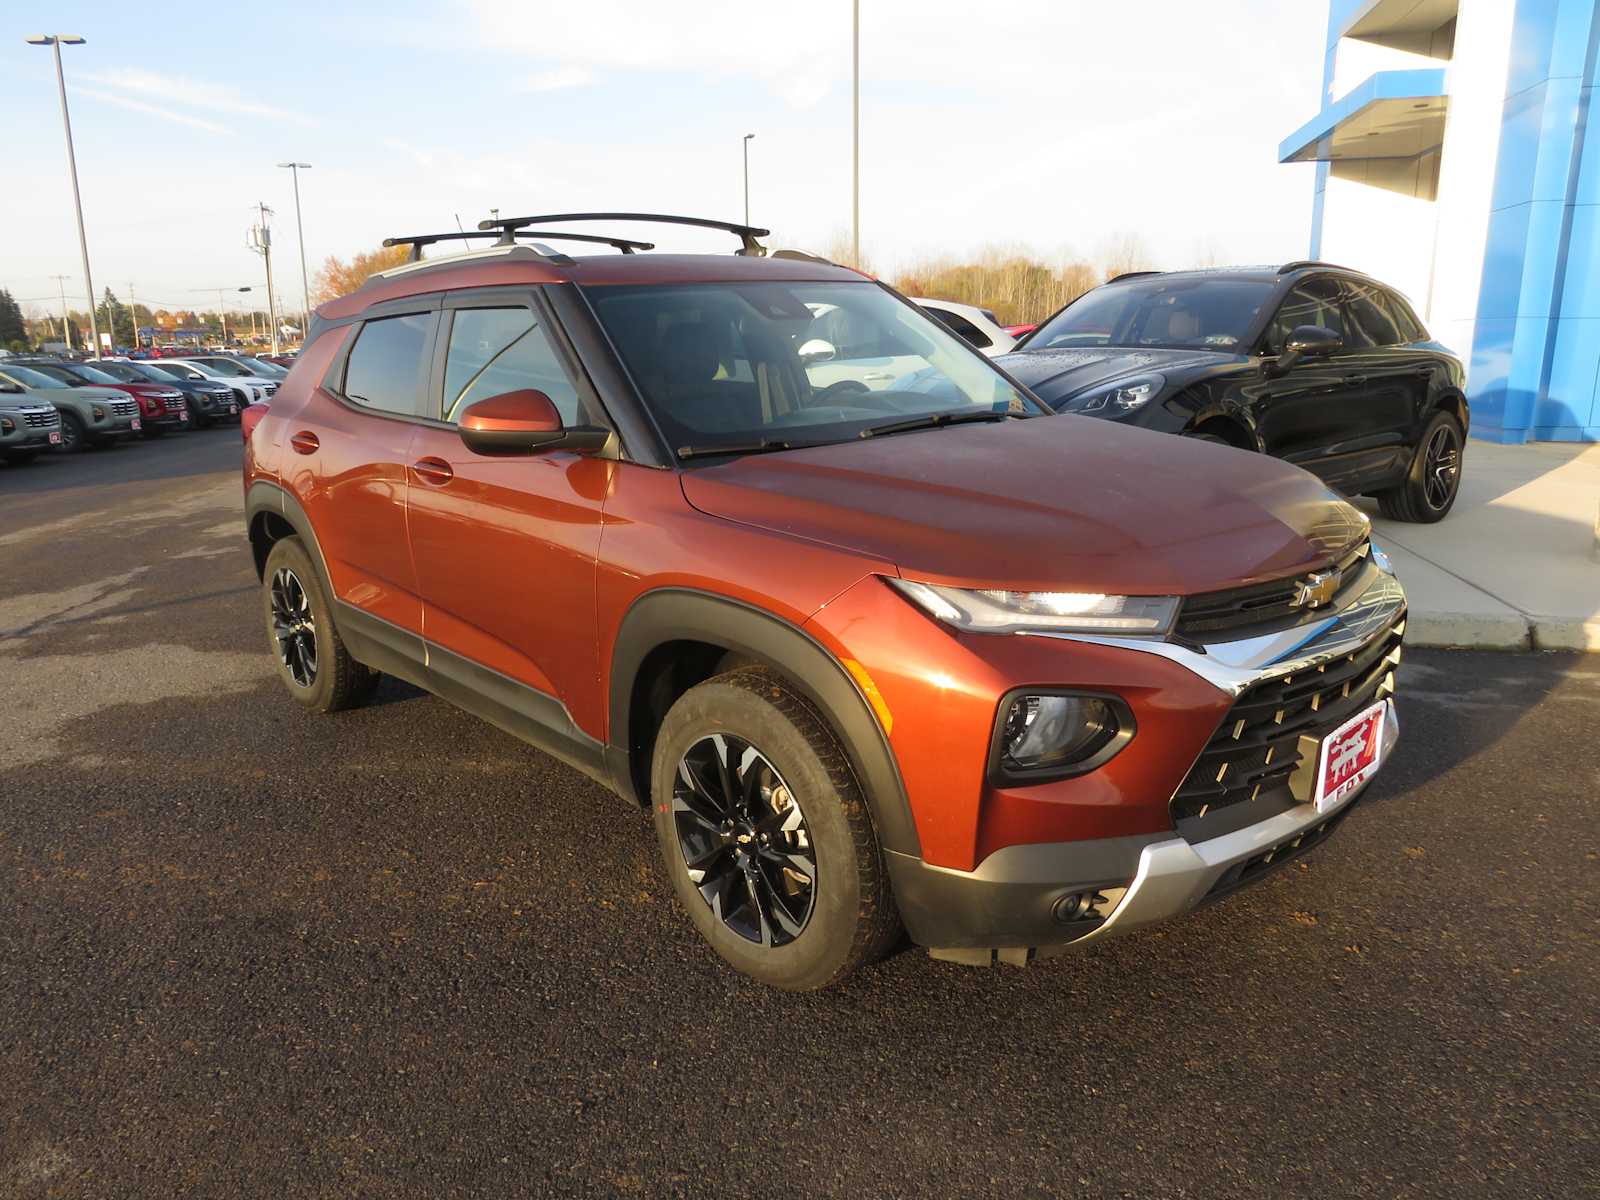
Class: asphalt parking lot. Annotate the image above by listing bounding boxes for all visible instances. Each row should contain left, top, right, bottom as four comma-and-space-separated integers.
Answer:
1, 432, 1596, 1198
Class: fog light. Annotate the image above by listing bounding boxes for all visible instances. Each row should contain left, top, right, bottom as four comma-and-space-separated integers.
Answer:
0, 417, 12, 433
996, 693, 1126, 780
1051, 888, 1125, 924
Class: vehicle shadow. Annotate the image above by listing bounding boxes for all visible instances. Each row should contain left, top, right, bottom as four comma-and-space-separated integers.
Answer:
0, 426, 244, 495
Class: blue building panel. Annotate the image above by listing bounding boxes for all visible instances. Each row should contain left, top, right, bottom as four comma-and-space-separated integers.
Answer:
1540, 317, 1600, 430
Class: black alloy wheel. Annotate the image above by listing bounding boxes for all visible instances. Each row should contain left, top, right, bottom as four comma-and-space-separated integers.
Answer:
672, 732, 816, 947
270, 566, 318, 688
1422, 422, 1461, 511
56, 412, 83, 453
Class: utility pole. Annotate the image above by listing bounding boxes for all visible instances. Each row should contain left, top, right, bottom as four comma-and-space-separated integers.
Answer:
50, 274, 71, 347
851, 0, 860, 267
742, 133, 755, 226
27, 34, 100, 355
277, 162, 312, 343
247, 202, 280, 355
128, 281, 138, 350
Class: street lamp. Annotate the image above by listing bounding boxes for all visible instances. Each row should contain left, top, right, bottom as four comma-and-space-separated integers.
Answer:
26, 34, 100, 355
742, 133, 755, 227
851, 0, 860, 266
277, 162, 312, 343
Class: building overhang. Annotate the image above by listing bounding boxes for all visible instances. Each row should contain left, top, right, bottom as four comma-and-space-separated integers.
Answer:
1279, 68, 1448, 164
1340, 0, 1459, 54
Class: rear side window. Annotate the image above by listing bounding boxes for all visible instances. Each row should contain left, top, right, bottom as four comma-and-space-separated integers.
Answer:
923, 307, 992, 350
1264, 278, 1345, 354
440, 307, 585, 424
1342, 282, 1404, 349
1386, 290, 1428, 342
342, 313, 434, 415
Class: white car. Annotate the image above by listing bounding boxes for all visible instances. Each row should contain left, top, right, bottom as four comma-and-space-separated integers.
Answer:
912, 298, 1016, 357
152, 358, 278, 406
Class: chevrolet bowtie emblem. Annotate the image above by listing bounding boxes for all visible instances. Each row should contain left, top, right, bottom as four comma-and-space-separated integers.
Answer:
1292, 569, 1340, 609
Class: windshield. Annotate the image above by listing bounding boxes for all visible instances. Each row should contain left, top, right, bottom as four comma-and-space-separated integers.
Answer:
584, 280, 1037, 457
91, 362, 149, 383
236, 357, 287, 377
65, 364, 122, 385
0, 366, 67, 389
190, 358, 250, 376
146, 362, 202, 380
1028, 277, 1276, 352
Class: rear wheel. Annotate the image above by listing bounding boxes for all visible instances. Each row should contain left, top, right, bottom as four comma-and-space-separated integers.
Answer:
260, 536, 379, 713
650, 668, 900, 990
1376, 410, 1463, 523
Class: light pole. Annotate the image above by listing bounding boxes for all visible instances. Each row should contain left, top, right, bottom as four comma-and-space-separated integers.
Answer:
851, 0, 860, 266
742, 133, 755, 226
277, 161, 312, 342
49, 274, 71, 347
27, 34, 100, 355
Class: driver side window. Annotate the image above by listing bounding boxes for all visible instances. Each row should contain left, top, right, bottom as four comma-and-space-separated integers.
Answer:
1264, 279, 1344, 356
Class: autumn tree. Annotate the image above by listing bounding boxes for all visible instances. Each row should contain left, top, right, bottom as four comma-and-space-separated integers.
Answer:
314, 246, 410, 304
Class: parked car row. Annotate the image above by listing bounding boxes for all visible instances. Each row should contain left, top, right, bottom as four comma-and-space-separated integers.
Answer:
0, 353, 288, 462
246, 212, 1444, 990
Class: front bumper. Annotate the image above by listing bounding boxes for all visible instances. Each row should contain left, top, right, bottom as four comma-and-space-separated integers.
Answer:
891, 564, 1407, 964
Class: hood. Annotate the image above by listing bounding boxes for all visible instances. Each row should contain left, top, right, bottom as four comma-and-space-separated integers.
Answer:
63, 386, 132, 403
998, 346, 1243, 406
679, 416, 1358, 596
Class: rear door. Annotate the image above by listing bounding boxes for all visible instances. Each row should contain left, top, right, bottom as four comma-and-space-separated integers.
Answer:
286, 301, 437, 639
1251, 277, 1363, 476
1334, 280, 1424, 488
404, 288, 611, 740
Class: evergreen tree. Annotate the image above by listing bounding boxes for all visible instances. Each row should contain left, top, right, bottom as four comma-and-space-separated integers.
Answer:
0, 289, 27, 350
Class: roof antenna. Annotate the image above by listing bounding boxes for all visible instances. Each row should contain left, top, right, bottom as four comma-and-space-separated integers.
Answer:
454, 213, 465, 234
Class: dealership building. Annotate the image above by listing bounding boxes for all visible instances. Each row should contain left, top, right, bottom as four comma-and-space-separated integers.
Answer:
1280, 0, 1599, 442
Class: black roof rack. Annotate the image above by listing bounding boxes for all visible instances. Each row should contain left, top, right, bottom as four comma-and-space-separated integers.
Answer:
382, 229, 655, 263
1277, 259, 1368, 275
1106, 270, 1165, 284
477, 212, 770, 256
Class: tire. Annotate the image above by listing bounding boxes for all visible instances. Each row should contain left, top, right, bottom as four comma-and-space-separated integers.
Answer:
55, 411, 85, 454
1376, 410, 1463, 523
1187, 432, 1231, 446
650, 668, 901, 990
260, 536, 380, 713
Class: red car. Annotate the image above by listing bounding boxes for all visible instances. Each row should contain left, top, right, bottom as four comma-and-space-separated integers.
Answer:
1003, 321, 1038, 339
22, 359, 190, 434
243, 213, 1406, 989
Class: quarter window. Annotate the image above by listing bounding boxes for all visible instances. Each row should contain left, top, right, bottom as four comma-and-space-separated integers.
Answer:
923, 307, 992, 350
441, 307, 584, 424
343, 313, 435, 415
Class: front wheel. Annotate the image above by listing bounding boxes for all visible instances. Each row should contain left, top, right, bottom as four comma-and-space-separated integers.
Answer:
55, 411, 85, 454
650, 668, 900, 990
260, 536, 380, 713
1376, 410, 1463, 522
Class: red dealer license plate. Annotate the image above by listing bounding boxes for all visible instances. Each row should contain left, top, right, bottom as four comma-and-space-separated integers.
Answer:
1314, 700, 1390, 813
49, 431, 61, 444
131, 417, 141, 431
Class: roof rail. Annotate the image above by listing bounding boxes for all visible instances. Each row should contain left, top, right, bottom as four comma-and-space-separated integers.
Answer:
1106, 270, 1164, 283
1277, 259, 1368, 275
477, 212, 770, 256
382, 229, 655, 263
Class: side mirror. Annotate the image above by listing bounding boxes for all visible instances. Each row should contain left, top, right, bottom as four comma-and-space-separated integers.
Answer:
798, 338, 837, 364
456, 389, 610, 456
1270, 324, 1341, 375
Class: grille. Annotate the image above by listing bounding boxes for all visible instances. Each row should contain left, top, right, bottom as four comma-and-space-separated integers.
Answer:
262, 383, 278, 395
110, 398, 137, 417
1200, 801, 1357, 906
163, 395, 186, 412
1176, 539, 1371, 640
23, 409, 57, 428
1170, 619, 1403, 831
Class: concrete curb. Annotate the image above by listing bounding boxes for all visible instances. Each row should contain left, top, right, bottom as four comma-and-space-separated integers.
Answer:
1404, 611, 1532, 651
1532, 617, 1600, 652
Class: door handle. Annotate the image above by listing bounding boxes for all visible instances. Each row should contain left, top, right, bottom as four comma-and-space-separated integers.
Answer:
1342, 375, 1368, 387
412, 456, 454, 485
290, 430, 319, 455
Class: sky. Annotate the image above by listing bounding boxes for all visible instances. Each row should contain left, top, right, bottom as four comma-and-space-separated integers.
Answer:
1, 0, 1328, 323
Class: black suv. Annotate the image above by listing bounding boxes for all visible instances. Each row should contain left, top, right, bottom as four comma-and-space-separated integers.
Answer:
1000, 262, 1468, 522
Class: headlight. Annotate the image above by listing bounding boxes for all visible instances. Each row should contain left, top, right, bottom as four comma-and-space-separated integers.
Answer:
1063, 373, 1165, 415
993, 691, 1132, 781
890, 578, 1179, 635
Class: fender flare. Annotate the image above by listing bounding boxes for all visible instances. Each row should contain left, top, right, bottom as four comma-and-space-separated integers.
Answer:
245, 480, 333, 586
607, 588, 922, 857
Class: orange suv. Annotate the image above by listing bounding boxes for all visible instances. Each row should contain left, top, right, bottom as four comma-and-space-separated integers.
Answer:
244, 213, 1407, 989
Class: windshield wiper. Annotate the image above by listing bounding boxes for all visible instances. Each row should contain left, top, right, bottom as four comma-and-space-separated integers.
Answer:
676, 439, 797, 461
857, 409, 1024, 439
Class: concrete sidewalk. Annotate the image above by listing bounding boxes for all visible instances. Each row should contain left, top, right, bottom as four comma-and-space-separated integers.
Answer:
1354, 439, 1600, 651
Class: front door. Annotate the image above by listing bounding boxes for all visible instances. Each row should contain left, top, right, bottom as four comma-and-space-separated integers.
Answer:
405, 291, 612, 741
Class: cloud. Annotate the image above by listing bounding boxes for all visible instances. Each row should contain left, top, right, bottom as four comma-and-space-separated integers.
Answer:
80, 68, 308, 124
73, 86, 228, 134
520, 65, 594, 92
